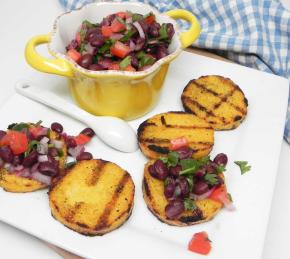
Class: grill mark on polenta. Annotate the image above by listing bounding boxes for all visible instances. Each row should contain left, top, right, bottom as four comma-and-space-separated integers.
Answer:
141, 138, 213, 146
161, 115, 166, 126
194, 81, 219, 96
87, 160, 107, 186
147, 145, 169, 154
95, 173, 130, 231
179, 209, 203, 223
64, 202, 84, 222
143, 177, 151, 199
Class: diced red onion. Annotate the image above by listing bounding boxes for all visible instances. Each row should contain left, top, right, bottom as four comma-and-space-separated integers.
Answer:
4, 163, 13, 172
37, 143, 48, 155
19, 168, 31, 178
38, 155, 48, 163
40, 136, 50, 144
190, 187, 216, 201
110, 33, 123, 40
31, 171, 51, 185
86, 44, 95, 54
126, 17, 132, 24
129, 40, 136, 50
133, 21, 145, 38
31, 162, 39, 174
51, 139, 64, 149
68, 145, 84, 158
14, 165, 24, 171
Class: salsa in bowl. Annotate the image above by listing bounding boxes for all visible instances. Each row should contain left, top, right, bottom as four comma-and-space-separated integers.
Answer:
25, 2, 200, 120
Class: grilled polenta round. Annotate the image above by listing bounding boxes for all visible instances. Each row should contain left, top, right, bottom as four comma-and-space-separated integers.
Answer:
181, 75, 248, 130
137, 112, 214, 159
49, 159, 135, 236
142, 160, 223, 226
0, 130, 67, 193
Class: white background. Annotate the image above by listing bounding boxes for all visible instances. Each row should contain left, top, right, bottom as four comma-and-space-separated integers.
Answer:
0, 1, 289, 258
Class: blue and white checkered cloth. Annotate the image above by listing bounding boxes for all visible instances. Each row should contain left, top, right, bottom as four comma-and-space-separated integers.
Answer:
59, 0, 290, 143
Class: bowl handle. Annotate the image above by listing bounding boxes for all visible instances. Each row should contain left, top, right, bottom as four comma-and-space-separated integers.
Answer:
165, 9, 201, 48
25, 34, 73, 77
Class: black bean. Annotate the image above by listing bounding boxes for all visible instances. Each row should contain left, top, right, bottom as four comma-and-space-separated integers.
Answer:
38, 161, 58, 176
213, 153, 228, 166
165, 199, 184, 219
76, 152, 93, 161
78, 54, 93, 69
80, 127, 95, 138
48, 147, 58, 157
192, 181, 209, 195
51, 122, 63, 134
22, 150, 38, 167
0, 146, 13, 163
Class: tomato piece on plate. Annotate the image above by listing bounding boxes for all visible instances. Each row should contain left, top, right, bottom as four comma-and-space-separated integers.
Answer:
123, 65, 136, 71
0, 130, 28, 155
74, 134, 91, 145
67, 48, 81, 62
209, 185, 235, 210
188, 231, 211, 255
116, 12, 127, 19
101, 25, 113, 37
110, 41, 131, 58
29, 126, 46, 138
170, 137, 188, 150
145, 15, 155, 24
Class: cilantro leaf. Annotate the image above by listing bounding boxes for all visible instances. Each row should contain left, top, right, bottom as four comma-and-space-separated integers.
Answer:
136, 51, 145, 59
119, 56, 132, 69
12, 123, 29, 131
120, 29, 136, 42
179, 156, 209, 176
139, 55, 156, 68
216, 165, 226, 174
204, 173, 218, 185
159, 24, 168, 40
184, 198, 196, 211
132, 13, 142, 22
24, 140, 39, 157
234, 161, 251, 175
34, 120, 42, 127
160, 151, 179, 167
227, 193, 233, 202
186, 176, 194, 192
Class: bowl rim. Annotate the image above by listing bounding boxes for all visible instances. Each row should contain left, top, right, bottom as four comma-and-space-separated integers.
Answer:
47, 1, 182, 78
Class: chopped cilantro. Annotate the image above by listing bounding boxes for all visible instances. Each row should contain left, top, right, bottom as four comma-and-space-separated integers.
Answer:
132, 13, 142, 22
136, 51, 145, 59
139, 55, 156, 68
159, 24, 168, 40
12, 123, 29, 131
79, 43, 87, 54
186, 176, 194, 192
58, 149, 64, 157
234, 161, 251, 175
24, 140, 39, 157
216, 165, 226, 173
120, 29, 136, 42
98, 39, 115, 54
184, 198, 196, 211
119, 56, 132, 69
179, 157, 209, 176
204, 173, 218, 185
228, 193, 233, 202
34, 120, 42, 127
159, 151, 179, 167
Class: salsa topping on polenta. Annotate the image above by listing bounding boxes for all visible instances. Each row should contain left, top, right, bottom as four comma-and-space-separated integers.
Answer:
0, 121, 95, 185
66, 11, 174, 71
148, 146, 233, 219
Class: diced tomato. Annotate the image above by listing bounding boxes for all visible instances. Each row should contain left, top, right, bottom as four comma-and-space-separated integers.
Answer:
76, 32, 81, 45
116, 12, 127, 19
101, 25, 113, 37
123, 65, 136, 71
209, 185, 235, 210
29, 126, 45, 138
110, 41, 131, 58
67, 48, 81, 62
188, 231, 211, 255
145, 15, 155, 24
111, 19, 126, 33
0, 130, 28, 155
74, 134, 91, 145
108, 62, 120, 70
170, 137, 188, 150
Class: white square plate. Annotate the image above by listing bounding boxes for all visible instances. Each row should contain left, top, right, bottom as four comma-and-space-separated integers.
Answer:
0, 52, 288, 259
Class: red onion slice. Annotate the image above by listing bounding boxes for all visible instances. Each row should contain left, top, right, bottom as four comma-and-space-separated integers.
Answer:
190, 187, 216, 201
38, 155, 48, 162
40, 136, 49, 144
110, 33, 123, 40
31, 162, 39, 174
68, 145, 84, 158
14, 165, 24, 171
133, 21, 145, 38
51, 139, 64, 149
31, 171, 51, 185
129, 40, 136, 50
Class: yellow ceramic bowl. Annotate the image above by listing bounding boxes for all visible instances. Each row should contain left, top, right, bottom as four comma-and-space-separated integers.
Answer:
25, 2, 200, 120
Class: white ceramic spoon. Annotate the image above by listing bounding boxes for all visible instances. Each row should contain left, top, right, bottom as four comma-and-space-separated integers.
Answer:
15, 81, 138, 153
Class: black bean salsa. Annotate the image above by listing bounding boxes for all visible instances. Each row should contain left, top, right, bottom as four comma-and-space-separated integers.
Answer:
66, 11, 175, 71
0, 121, 95, 185
148, 147, 231, 220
